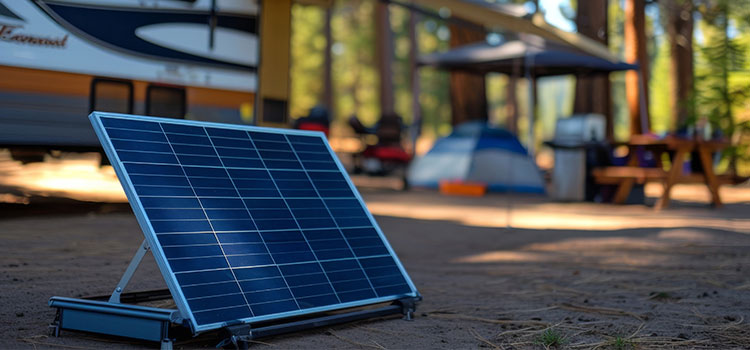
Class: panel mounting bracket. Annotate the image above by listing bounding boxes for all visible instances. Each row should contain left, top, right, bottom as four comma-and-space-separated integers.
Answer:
110, 239, 150, 303
48, 296, 185, 350
48, 239, 189, 349
50, 113, 423, 348
49, 238, 422, 348
395, 295, 421, 321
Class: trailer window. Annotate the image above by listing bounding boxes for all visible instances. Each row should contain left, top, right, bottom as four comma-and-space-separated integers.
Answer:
90, 78, 133, 114
146, 85, 186, 118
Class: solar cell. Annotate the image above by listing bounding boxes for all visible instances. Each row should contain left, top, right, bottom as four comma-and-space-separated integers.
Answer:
90, 113, 418, 332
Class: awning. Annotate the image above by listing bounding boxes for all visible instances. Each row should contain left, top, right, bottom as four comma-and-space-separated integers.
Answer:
419, 35, 638, 76
409, 0, 619, 62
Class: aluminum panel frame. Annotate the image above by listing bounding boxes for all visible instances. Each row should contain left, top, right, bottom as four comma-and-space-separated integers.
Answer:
89, 112, 420, 333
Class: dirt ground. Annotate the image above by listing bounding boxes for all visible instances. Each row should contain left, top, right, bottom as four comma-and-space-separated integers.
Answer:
1, 184, 749, 349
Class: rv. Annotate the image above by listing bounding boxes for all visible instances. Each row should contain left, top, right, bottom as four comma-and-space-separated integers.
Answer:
0, 0, 265, 159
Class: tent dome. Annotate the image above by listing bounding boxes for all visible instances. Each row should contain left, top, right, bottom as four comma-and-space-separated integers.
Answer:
407, 122, 545, 193
451, 120, 512, 137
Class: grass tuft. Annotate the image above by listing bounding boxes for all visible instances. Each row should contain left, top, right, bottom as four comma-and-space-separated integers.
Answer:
536, 328, 566, 349
610, 336, 633, 350
648, 291, 674, 301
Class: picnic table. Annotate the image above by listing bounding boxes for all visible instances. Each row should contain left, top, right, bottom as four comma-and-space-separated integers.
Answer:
592, 135, 741, 209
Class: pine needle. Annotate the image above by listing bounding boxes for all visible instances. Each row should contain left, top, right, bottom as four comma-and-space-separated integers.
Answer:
327, 329, 386, 350
427, 313, 551, 327
557, 303, 646, 321
469, 328, 504, 349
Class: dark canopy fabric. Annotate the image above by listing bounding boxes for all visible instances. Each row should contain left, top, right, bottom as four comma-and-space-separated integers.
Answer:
419, 35, 638, 76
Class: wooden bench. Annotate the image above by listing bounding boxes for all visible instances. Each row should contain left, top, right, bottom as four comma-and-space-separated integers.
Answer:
589, 136, 744, 209
592, 167, 666, 204
592, 167, 666, 184
593, 166, 745, 206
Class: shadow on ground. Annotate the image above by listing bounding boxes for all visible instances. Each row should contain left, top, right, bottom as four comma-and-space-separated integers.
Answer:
0, 198, 131, 219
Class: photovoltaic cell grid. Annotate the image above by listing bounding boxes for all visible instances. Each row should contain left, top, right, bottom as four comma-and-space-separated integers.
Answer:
90, 113, 417, 330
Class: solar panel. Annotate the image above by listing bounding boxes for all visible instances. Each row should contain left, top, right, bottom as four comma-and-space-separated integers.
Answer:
89, 112, 419, 332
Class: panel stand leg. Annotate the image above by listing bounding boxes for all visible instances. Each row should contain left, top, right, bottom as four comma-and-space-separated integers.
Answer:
49, 314, 60, 337
48, 239, 186, 347
216, 325, 251, 349
161, 338, 173, 350
396, 298, 417, 321
109, 239, 150, 304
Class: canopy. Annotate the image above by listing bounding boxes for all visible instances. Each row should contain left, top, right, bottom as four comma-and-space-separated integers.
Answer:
419, 35, 638, 77
418, 35, 638, 155
409, 0, 618, 62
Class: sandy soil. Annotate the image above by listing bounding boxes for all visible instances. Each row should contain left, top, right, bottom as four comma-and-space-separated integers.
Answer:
1, 189, 749, 349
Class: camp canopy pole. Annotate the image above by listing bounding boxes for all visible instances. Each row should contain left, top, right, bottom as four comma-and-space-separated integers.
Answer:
525, 52, 535, 155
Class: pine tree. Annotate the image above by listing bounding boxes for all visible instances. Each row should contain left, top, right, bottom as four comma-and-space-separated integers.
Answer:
695, 0, 750, 173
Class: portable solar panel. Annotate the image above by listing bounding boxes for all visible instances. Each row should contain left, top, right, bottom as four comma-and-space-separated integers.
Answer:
83, 112, 419, 334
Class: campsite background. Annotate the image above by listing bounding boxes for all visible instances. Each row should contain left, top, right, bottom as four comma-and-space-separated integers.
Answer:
1, 0, 750, 349
288, 0, 750, 175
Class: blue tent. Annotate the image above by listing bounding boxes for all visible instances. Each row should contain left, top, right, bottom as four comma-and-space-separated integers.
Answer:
407, 122, 545, 193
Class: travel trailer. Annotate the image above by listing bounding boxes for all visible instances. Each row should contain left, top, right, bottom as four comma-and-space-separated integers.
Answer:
0, 0, 279, 158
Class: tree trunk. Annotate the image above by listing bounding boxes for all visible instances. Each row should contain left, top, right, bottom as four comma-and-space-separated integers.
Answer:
322, 5, 333, 114
408, 9, 421, 153
448, 24, 488, 126
573, 1, 612, 140
664, 0, 694, 131
375, 1, 394, 116
624, 0, 650, 135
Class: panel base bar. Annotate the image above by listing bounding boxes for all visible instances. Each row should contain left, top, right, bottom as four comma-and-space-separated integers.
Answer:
217, 297, 421, 349
48, 296, 187, 350
49, 295, 420, 349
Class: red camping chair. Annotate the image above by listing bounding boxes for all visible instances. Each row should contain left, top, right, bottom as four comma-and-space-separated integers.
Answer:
349, 113, 411, 190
